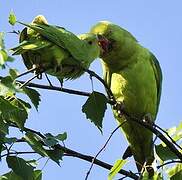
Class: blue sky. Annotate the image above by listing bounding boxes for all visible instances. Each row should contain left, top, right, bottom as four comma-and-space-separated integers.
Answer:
1, 0, 182, 179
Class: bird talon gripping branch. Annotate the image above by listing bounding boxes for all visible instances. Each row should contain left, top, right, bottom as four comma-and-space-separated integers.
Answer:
143, 113, 154, 125
113, 101, 125, 117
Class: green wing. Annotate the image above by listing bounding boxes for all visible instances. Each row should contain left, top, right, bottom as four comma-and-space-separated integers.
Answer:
18, 22, 87, 61
11, 27, 51, 69
149, 52, 162, 117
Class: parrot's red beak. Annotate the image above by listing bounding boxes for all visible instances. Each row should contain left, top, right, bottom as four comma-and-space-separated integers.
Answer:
97, 34, 110, 55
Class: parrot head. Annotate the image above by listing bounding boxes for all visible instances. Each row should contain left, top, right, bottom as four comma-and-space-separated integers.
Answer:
78, 33, 100, 65
90, 21, 113, 57
90, 21, 138, 67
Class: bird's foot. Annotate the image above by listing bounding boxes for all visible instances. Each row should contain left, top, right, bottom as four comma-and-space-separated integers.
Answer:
58, 77, 64, 89
143, 113, 154, 125
113, 101, 125, 117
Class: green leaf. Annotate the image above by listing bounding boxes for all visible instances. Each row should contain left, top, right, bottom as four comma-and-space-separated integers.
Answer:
6, 156, 34, 180
0, 170, 42, 180
108, 159, 127, 180
0, 50, 8, 67
0, 32, 5, 49
0, 119, 9, 134
46, 148, 63, 165
43, 133, 58, 147
170, 171, 182, 180
0, 76, 19, 96
9, 69, 19, 79
0, 132, 6, 160
26, 160, 38, 168
141, 171, 163, 180
33, 170, 42, 180
166, 122, 182, 142
167, 164, 182, 179
0, 171, 23, 180
6, 56, 15, 62
8, 11, 16, 26
4, 137, 17, 145
24, 132, 48, 157
0, 96, 30, 129
55, 132, 67, 141
82, 91, 107, 132
155, 144, 179, 161
23, 87, 41, 111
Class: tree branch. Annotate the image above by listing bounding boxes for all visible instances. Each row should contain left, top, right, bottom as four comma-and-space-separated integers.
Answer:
1, 151, 37, 158
18, 80, 91, 97
85, 122, 125, 180
157, 160, 182, 169
154, 124, 182, 151
85, 69, 116, 103
120, 111, 182, 161
10, 124, 139, 180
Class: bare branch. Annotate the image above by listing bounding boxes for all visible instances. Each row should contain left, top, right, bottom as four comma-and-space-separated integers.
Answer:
157, 160, 182, 169
120, 110, 182, 161
17, 80, 91, 97
85, 69, 116, 103
15, 66, 37, 79
85, 122, 126, 180
1, 151, 37, 158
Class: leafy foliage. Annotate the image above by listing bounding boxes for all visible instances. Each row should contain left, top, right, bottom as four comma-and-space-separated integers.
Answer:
155, 144, 179, 161
167, 164, 182, 179
82, 91, 107, 132
6, 156, 34, 180
108, 159, 127, 180
23, 87, 41, 111
8, 11, 16, 26
0, 33, 14, 69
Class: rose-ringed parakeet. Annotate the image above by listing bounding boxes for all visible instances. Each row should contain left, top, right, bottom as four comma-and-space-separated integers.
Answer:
11, 15, 100, 82
90, 21, 162, 174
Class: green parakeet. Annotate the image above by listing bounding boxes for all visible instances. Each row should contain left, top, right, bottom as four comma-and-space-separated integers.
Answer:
90, 21, 162, 173
11, 15, 100, 81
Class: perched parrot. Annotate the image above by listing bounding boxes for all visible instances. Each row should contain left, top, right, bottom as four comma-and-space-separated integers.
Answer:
11, 15, 100, 82
90, 21, 162, 174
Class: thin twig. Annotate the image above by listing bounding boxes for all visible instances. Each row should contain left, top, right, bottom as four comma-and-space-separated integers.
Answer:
0, 75, 113, 103
85, 69, 116, 103
17, 80, 92, 98
63, 152, 138, 179
10, 123, 45, 139
45, 73, 53, 87
157, 160, 182, 169
1, 151, 36, 158
154, 124, 182, 151
85, 122, 125, 180
16, 66, 37, 79
18, 74, 39, 89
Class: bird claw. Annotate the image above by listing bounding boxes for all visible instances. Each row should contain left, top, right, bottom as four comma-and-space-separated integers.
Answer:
143, 113, 154, 125
113, 101, 125, 117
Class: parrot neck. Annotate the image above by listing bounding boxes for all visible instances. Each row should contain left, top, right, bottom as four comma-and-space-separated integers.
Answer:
100, 38, 142, 72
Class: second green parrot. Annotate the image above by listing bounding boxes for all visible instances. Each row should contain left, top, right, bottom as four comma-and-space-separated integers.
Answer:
11, 15, 100, 81
90, 21, 162, 174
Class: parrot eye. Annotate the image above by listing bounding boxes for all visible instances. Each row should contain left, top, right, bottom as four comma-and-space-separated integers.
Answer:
88, 41, 93, 45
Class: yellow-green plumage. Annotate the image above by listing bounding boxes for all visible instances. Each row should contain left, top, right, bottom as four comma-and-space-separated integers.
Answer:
11, 15, 100, 80
90, 21, 162, 172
